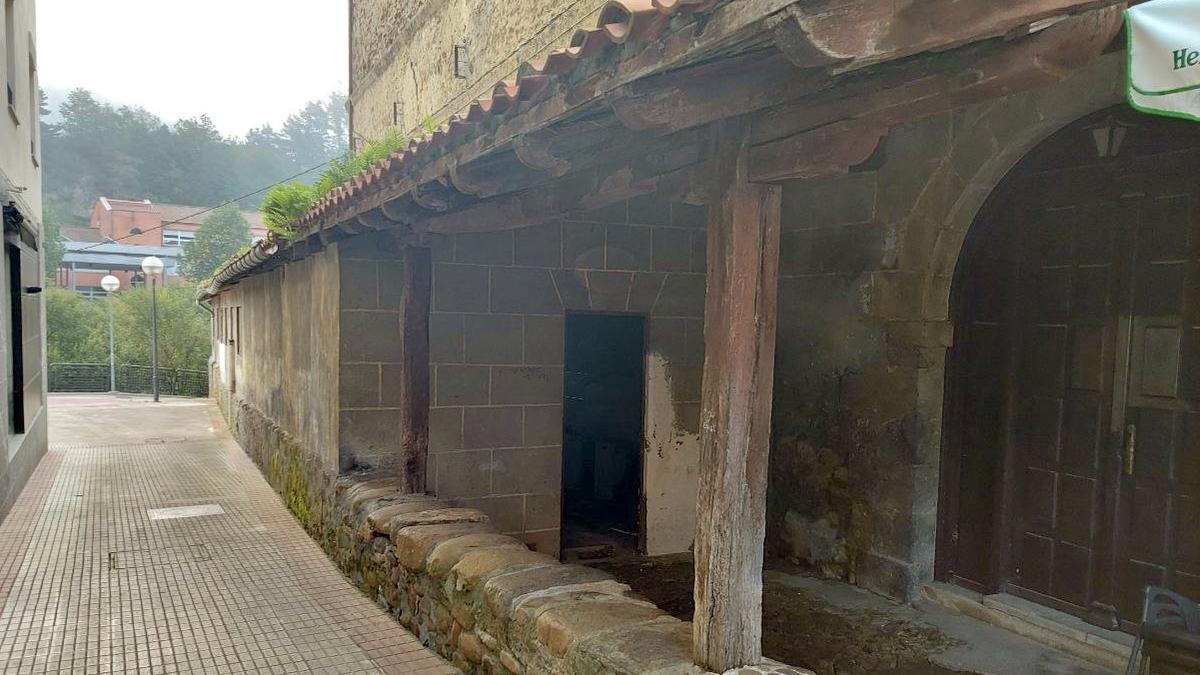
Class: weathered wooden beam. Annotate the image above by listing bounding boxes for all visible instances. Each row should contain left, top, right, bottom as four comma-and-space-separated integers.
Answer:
693, 120, 781, 672
752, 5, 1124, 145
398, 246, 431, 494
416, 136, 706, 235
749, 119, 886, 183
771, 0, 1123, 72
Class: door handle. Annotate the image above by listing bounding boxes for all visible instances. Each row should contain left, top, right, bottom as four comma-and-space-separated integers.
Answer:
1125, 424, 1137, 477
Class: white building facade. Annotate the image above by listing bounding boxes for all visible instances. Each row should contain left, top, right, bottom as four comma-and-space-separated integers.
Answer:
0, 0, 45, 520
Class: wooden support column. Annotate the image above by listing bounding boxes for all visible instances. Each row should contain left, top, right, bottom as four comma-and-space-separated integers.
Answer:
693, 121, 781, 672
398, 246, 431, 493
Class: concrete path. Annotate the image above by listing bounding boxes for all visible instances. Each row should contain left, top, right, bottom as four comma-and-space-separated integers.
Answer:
0, 395, 457, 674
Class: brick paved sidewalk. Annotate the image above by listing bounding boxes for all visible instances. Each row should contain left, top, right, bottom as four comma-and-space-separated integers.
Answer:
0, 395, 457, 675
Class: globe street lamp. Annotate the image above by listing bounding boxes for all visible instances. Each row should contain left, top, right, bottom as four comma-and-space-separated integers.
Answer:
140, 256, 165, 402
100, 275, 120, 392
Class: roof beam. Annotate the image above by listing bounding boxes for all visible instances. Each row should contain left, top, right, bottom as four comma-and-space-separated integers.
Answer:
771, 0, 1125, 72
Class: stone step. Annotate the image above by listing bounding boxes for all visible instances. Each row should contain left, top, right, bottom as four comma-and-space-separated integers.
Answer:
922, 583, 1130, 673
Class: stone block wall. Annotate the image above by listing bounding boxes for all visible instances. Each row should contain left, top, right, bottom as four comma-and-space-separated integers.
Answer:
212, 249, 341, 471
338, 232, 408, 471
764, 54, 1126, 601
327, 469, 810, 675
349, 0, 602, 140
428, 194, 707, 556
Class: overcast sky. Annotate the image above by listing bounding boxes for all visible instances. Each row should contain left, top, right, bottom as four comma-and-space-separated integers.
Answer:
37, 0, 348, 138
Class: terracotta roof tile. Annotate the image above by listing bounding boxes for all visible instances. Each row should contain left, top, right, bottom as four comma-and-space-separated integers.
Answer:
289, 0, 720, 231
207, 0, 720, 297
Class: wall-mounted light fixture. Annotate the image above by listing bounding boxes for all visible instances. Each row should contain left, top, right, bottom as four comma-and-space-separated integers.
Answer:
1088, 115, 1136, 158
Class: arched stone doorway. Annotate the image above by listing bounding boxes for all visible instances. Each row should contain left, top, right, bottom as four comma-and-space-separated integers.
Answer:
938, 105, 1200, 630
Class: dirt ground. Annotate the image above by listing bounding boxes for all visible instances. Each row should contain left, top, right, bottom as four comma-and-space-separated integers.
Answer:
593, 556, 964, 675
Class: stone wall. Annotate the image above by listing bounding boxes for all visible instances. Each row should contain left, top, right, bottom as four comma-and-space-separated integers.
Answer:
428, 195, 707, 556
349, 0, 602, 140
211, 248, 341, 471
338, 233, 409, 471
764, 53, 1126, 601
219, 391, 810, 675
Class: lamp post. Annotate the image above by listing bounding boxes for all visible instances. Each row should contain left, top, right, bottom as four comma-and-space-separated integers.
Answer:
100, 275, 120, 392
140, 256, 164, 402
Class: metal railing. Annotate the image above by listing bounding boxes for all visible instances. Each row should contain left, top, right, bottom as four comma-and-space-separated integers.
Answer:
48, 363, 208, 398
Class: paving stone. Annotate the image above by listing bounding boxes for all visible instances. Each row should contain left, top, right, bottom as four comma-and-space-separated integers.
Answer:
363, 496, 450, 534
566, 618, 698, 675
537, 600, 669, 656
483, 564, 626, 616
450, 548, 559, 591
388, 507, 490, 530
393, 521, 497, 571
0, 397, 456, 675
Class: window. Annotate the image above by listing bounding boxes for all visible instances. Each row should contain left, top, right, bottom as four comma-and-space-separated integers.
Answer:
162, 229, 195, 246
4, 0, 16, 114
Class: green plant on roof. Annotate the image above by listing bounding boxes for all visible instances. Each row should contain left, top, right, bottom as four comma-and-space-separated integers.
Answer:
422, 114, 440, 134
259, 129, 408, 236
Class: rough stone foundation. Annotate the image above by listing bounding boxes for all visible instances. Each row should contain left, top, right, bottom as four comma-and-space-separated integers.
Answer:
221, 396, 811, 675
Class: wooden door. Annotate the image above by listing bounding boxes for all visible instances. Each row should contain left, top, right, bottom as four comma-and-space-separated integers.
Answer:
940, 110, 1200, 629
1112, 160, 1200, 625
1007, 166, 1122, 616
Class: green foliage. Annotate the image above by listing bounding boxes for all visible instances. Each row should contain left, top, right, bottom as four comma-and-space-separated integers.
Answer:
47, 284, 212, 372
178, 204, 253, 280
42, 203, 65, 282
41, 89, 348, 225
45, 288, 107, 364
259, 130, 407, 235
260, 182, 315, 237
422, 115, 440, 134
112, 283, 212, 371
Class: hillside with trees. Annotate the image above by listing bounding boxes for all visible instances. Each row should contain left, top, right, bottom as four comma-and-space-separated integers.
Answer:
41, 89, 349, 226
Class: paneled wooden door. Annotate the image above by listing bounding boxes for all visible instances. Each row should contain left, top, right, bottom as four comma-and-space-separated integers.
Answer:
1110, 157, 1200, 627
1005, 150, 1200, 628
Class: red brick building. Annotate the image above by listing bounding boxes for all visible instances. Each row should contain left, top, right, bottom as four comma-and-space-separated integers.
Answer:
56, 197, 268, 293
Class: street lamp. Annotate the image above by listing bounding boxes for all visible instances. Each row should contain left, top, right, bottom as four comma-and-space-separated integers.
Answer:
100, 275, 120, 392
140, 256, 165, 402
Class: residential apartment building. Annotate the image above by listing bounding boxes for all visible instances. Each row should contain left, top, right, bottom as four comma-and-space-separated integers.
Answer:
56, 197, 268, 294
0, 0, 44, 520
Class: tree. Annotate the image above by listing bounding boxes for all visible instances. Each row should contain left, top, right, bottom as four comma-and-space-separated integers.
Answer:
112, 283, 211, 371
40, 88, 349, 226
178, 204, 252, 280
45, 288, 107, 364
42, 203, 65, 282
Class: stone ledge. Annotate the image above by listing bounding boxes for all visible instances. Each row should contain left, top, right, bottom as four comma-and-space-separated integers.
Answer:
328, 473, 816, 674
222, 399, 814, 675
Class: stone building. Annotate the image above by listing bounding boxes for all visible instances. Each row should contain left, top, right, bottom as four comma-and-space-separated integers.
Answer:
0, 0, 45, 521
206, 1, 1196, 672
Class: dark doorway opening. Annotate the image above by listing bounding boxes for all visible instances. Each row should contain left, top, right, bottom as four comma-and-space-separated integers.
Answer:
562, 313, 645, 559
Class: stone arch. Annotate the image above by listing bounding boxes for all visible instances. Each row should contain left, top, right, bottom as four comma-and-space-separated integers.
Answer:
908, 51, 1126, 322
896, 51, 1128, 580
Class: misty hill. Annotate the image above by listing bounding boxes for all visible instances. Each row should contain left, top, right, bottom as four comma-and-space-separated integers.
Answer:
41, 89, 348, 225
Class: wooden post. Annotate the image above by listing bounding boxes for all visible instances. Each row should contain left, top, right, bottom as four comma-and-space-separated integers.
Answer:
693, 121, 782, 672
399, 246, 432, 493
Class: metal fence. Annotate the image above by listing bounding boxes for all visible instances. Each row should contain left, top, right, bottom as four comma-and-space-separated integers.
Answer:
48, 363, 209, 398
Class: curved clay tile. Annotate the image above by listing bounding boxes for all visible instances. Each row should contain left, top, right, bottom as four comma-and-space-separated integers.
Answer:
568, 27, 612, 59
599, 0, 671, 44
221, 0, 721, 284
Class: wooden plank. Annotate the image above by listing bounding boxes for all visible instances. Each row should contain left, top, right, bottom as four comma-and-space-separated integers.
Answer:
398, 246, 432, 494
748, 120, 885, 183
693, 120, 781, 672
772, 0, 1124, 71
